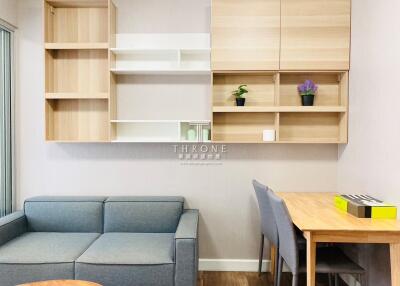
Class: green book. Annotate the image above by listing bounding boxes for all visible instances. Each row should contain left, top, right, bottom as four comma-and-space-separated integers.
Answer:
334, 194, 397, 219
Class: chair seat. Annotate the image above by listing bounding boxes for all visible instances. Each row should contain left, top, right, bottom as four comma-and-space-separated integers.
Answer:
299, 247, 365, 274
76, 233, 175, 265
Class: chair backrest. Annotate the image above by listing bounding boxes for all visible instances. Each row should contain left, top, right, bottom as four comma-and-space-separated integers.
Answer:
267, 191, 299, 274
104, 196, 184, 233
252, 180, 278, 247
24, 196, 107, 233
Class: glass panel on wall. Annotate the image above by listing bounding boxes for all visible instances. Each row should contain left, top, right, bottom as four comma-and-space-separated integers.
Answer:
0, 27, 12, 217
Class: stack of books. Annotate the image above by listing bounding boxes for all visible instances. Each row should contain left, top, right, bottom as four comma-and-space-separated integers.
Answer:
334, 194, 397, 219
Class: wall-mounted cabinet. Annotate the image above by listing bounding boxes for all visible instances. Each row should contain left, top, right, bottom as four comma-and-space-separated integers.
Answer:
280, 0, 351, 70
211, 0, 351, 71
211, 0, 281, 70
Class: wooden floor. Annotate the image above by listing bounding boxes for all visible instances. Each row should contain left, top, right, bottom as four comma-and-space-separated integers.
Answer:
198, 272, 347, 286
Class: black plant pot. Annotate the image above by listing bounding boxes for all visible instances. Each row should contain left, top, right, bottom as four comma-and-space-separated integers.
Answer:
301, 95, 315, 106
236, 97, 246, 106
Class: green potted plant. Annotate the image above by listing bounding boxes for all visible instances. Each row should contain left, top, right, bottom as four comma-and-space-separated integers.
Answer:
232, 85, 248, 106
298, 80, 318, 106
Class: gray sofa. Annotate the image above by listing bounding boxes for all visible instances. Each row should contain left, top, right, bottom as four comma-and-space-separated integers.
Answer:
0, 196, 199, 286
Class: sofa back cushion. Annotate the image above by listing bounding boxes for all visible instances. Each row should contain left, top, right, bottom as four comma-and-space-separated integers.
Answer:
24, 196, 107, 233
104, 196, 184, 233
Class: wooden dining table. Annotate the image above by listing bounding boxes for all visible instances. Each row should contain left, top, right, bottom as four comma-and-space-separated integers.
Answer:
277, 192, 400, 286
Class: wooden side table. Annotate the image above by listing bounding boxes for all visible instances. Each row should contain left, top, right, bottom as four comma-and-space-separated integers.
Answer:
19, 280, 101, 286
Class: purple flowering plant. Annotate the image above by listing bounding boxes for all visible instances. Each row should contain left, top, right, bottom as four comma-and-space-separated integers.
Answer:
298, 80, 318, 96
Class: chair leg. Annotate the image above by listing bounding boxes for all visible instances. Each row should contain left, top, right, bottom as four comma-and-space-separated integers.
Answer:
292, 274, 298, 286
276, 255, 283, 286
358, 274, 364, 286
334, 274, 339, 286
258, 233, 264, 276
273, 247, 279, 286
328, 273, 333, 286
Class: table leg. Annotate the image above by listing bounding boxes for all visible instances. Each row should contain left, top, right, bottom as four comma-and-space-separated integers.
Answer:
271, 245, 276, 283
304, 231, 316, 286
390, 243, 400, 286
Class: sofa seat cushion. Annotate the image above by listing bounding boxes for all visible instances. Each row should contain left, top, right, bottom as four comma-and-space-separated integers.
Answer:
76, 233, 175, 265
75, 233, 175, 286
0, 232, 100, 286
0, 232, 100, 263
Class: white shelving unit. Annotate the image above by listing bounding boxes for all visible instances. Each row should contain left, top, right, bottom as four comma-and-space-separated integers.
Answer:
111, 120, 211, 143
110, 34, 210, 74
110, 33, 211, 142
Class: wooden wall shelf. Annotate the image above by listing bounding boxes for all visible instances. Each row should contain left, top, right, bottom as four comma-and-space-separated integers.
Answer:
211, 71, 348, 144
43, 0, 350, 144
44, 0, 112, 142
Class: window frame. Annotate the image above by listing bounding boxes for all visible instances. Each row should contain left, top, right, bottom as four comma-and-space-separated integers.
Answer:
0, 19, 16, 215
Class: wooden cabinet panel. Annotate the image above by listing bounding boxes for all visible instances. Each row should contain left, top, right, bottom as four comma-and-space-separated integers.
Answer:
281, 0, 351, 70
211, 0, 280, 70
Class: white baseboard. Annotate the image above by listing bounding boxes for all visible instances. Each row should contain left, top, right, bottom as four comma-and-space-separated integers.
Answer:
199, 259, 271, 272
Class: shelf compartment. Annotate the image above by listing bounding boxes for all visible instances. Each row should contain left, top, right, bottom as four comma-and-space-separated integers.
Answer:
45, 2, 108, 44
45, 99, 109, 141
111, 121, 180, 142
112, 50, 180, 72
45, 92, 108, 99
110, 34, 211, 75
213, 106, 347, 113
213, 72, 278, 107
180, 121, 211, 142
45, 42, 108, 49
279, 72, 348, 106
45, 49, 108, 93
279, 112, 347, 143
212, 112, 276, 143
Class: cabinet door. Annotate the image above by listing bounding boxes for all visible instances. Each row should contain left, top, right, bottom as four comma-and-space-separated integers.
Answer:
281, 0, 351, 70
211, 0, 280, 70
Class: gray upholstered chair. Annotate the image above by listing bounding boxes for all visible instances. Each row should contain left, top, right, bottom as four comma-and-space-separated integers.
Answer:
253, 180, 279, 282
267, 190, 365, 286
253, 180, 311, 286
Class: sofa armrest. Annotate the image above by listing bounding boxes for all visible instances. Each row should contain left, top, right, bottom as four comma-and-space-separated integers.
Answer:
0, 211, 27, 246
174, 209, 199, 286
175, 209, 199, 239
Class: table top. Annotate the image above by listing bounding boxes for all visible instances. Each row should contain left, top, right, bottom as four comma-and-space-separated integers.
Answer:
19, 281, 101, 286
277, 192, 400, 232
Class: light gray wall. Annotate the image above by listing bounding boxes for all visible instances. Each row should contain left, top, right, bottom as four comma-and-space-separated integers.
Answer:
15, 0, 338, 261
0, 0, 17, 26
338, 0, 400, 284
